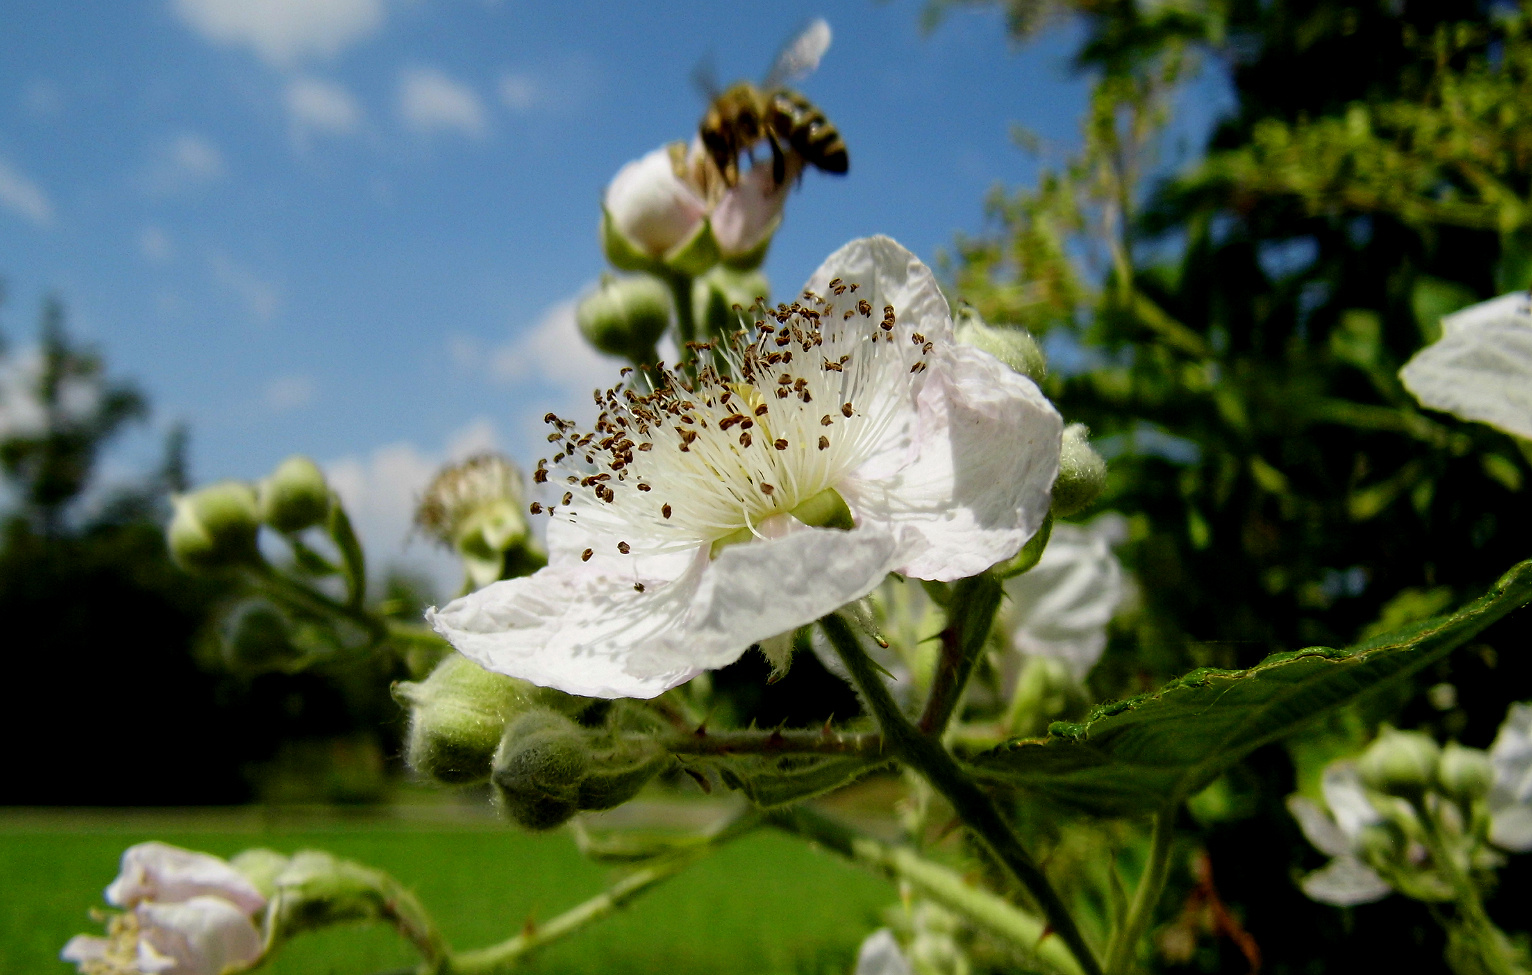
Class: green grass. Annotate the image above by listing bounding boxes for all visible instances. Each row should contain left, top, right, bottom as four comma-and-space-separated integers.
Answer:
1, 808, 895, 975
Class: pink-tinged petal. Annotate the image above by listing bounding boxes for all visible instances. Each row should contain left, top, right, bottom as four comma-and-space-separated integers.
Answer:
432, 524, 907, 699
710, 161, 793, 256
106, 843, 265, 915
1400, 292, 1532, 440
61, 935, 111, 967
604, 145, 706, 257
135, 897, 264, 975
840, 344, 1061, 581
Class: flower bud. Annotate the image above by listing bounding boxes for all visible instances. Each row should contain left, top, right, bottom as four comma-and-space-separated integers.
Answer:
257, 455, 330, 533
222, 600, 304, 673
1358, 728, 1441, 799
1052, 424, 1108, 518
492, 709, 592, 830
1355, 821, 1406, 867
228, 848, 291, 901
602, 144, 706, 269
693, 266, 770, 339
167, 481, 262, 572
954, 306, 1046, 383
577, 742, 670, 812
415, 453, 538, 589
394, 653, 542, 785
1437, 742, 1494, 804
577, 275, 673, 363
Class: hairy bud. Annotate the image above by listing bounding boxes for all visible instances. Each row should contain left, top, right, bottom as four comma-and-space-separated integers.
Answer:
1358, 728, 1441, 799
222, 600, 303, 673
953, 307, 1046, 382
394, 654, 544, 785
1052, 423, 1108, 518
492, 709, 592, 830
1437, 741, 1494, 804
257, 455, 330, 533
167, 481, 263, 572
577, 275, 673, 363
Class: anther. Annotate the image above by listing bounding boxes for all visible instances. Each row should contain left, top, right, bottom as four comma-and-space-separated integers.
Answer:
821, 415, 833, 426
760, 483, 775, 496
841, 403, 854, 418
662, 504, 672, 519
529, 502, 544, 514
819, 436, 830, 450
774, 438, 789, 450
618, 541, 631, 554
581, 548, 593, 562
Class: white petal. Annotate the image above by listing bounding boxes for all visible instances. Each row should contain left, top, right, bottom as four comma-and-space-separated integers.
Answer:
805, 235, 954, 346
854, 928, 914, 975
60, 935, 111, 967
1490, 806, 1532, 853
433, 524, 907, 699
1400, 292, 1532, 439
604, 145, 706, 257
135, 896, 265, 975
841, 344, 1061, 581
710, 161, 792, 256
1490, 701, 1532, 804
1299, 856, 1392, 906
1005, 516, 1128, 681
1320, 762, 1383, 839
106, 842, 265, 915
1286, 795, 1353, 859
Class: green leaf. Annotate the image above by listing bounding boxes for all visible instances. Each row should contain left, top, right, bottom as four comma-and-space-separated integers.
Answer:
966, 559, 1532, 817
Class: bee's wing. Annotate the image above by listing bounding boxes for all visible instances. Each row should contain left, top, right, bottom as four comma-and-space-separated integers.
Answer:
764, 17, 831, 90
692, 52, 721, 100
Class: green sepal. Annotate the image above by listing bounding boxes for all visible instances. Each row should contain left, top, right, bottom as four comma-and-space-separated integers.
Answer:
663, 218, 720, 277
600, 206, 665, 274
996, 513, 1053, 578
324, 493, 367, 609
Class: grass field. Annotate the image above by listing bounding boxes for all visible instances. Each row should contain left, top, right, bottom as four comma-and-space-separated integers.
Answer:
1, 804, 896, 975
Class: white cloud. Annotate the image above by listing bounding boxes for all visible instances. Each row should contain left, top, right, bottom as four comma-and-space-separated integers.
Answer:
286, 76, 362, 136
139, 225, 173, 263
497, 73, 538, 112
209, 253, 281, 321
173, 0, 385, 65
265, 373, 316, 411
145, 133, 225, 195
398, 68, 487, 138
325, 417, 501, 595
0, 157, 53, 226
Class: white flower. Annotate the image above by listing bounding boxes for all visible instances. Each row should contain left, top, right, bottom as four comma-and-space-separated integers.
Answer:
1489, 701, 1532, 852
855, 928, 914, 975
604, 141, 795, 262
1002, 513, 1129, 682
1286, 762, 1396, 906
1399, 291, 1532, 439
62, 842, 266, 975
429, 236, 1063, 698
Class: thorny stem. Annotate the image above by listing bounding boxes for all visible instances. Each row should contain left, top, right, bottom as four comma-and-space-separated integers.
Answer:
443, 811, 759, 975
917, 573, 1005, 736
770, 806, 1084, 975
1103, 811, 1175, 975
821, 612, 1104, 975
658, 728, 886, 758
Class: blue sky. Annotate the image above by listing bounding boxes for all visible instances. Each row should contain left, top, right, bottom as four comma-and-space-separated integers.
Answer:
0, 0, 1228, 587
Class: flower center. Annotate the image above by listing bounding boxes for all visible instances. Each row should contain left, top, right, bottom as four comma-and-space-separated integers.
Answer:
530, 281, 936, 557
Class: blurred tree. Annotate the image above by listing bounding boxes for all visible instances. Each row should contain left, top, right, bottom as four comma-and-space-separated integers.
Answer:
933, 0, 1532, 970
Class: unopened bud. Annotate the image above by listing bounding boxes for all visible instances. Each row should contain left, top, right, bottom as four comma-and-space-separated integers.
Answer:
257, 455, 330, 533
602, 143, 706, 269
1358, 728, 1441, 799
577, 742, 670, 812
167, 481, 262, 572
229, 848, 291, 901
1437, 742, 1494, 804
1052, 424, 1107, 517
222, 600, 303, 672
954, 307, 1046, 382
1356, 821, 1406, 867
577, 275, 672, 363
394, 654, 542, 785
693, 266, 769, 339
492, 709, 591, 831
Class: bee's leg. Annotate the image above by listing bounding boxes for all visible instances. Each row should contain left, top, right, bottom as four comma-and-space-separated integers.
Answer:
767, 132, 787, 186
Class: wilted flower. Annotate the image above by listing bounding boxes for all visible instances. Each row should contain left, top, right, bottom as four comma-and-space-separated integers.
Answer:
62, 842, 266, 975
1399, 291, 1532, 439
430, 236, 1063, 698
1002, 513, 1128, 683
415, 453, 535, 590
603, 141, 797, 269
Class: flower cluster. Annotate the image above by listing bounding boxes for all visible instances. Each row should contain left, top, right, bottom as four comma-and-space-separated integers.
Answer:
62, 843, 266, 975
430, 236, 1063, 698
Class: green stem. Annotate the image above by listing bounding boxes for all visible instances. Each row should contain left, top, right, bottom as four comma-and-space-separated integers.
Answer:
1103, 811, 1174, 975
667, 272, 697, 349
250, 563, 390, 648
917, 573, 1005, 736
658, 728, 885, 758
1413, 798, 1523, 975
445, 812, 758, 974
769, 806, 1084, 975
821, 613, 1104, 975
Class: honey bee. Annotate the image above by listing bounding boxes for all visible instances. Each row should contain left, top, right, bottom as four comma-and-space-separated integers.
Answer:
697, 18, 849, 187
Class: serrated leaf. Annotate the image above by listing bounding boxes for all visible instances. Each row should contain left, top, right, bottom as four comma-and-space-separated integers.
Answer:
967, 560, 1532, 817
